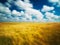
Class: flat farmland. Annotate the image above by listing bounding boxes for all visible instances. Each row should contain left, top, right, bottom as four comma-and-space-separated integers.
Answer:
0, 22, 60, 45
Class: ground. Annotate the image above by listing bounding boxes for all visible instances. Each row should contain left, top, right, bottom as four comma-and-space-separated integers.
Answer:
0, 22, 60, 45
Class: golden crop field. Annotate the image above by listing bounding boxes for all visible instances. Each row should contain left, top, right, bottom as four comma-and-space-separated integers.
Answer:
0, 22, 60, 45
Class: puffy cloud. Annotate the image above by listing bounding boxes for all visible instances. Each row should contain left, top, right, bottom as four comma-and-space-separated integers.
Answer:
25, 8, 44, 21
11, 0, 44, 22
41, 5, 60, 22
45, 12, 59, 19
15, 0, 33, 10
41, 5, 54, 12
0, 3, 12, 22
0, 3, 11, 15
0, 0, 60, 22
48, 0, 60, 7
12, 10, 22, 16
45, 12, 60, 22
0, 0, 44, 22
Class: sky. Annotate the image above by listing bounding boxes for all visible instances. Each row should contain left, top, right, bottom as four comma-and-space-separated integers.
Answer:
0, 0, 60, 22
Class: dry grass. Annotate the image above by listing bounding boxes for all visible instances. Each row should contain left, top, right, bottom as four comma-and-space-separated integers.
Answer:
0, 22, 60, 45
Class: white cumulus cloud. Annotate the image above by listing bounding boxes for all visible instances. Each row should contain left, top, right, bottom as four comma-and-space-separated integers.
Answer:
41, 5, 54, 12
0, 0, 60, 22
0, 3, 11, 15
45, 12, 60, 22
15, 0, 33, 10
11, 0, 44, 22
48, 0, 60, 7
12, 10, 22, 16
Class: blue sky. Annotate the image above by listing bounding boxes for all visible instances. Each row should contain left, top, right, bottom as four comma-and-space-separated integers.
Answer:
0, 0, 60, 22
